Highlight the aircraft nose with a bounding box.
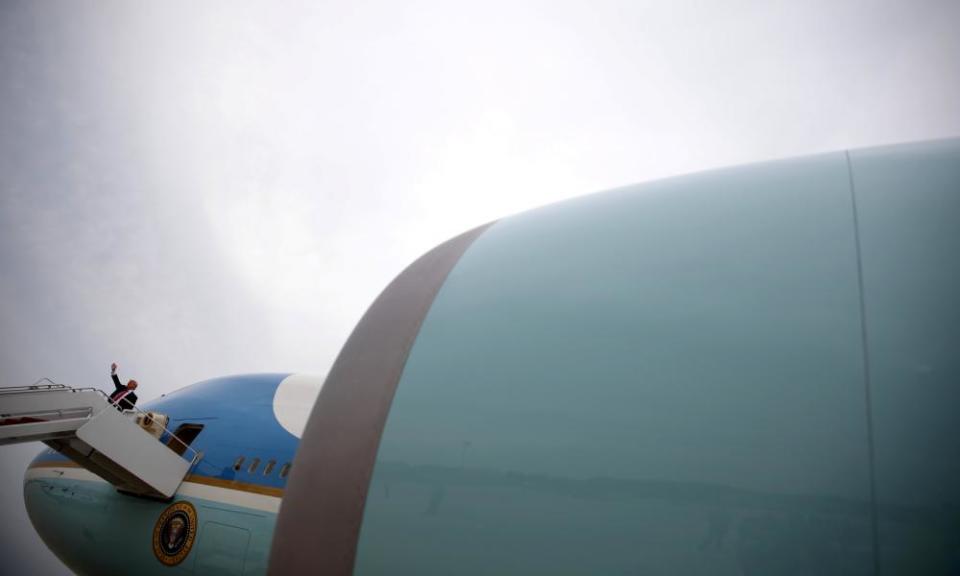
[23,451,111,575]
[24,451,70,560]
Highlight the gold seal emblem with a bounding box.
[152,501,198,566]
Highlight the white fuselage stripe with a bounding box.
[25,467,281,514]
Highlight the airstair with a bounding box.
[0,380,200,499]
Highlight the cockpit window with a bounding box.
[263,459,276,476]
[279,463,291,479]
[233,456,245,471]
[248,457,261,474]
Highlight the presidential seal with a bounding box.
[152,501,197,566]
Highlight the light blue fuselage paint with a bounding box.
[24,374,300,576]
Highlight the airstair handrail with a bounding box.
[1,378,202,468]
[86,388,203,467]
[1,406,94,420]
[0,378,69,395]
[31,377,67,388]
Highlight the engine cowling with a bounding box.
[272,139,960,575]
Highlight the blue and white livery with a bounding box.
[22,373,321,576]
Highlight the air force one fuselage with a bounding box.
[22,374,319,575]
[7,138,960,575]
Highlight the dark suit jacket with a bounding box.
[110,373,138,411]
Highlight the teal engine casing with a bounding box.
[274,139,960,575]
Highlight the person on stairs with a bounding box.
[109,362,138,411]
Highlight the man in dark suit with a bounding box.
[109,362,138,411]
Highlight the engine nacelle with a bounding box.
[273,139,960,575]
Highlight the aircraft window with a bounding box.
[279,463,291,479]
[263,459,276,476]
[233,456,245,471]
[167,423,204,456]
[248,457,261,474]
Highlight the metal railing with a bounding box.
[0,406,94,421]
[0,378,202,468]
[0,378,69,395]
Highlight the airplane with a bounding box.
[1,137,957,575]
[5,373,321,575]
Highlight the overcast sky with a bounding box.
[1,1,958,573]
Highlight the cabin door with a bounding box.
[193,521,251,575]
